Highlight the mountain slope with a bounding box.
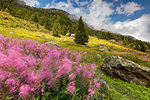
[0,11,150,100]
[0,0,150,53]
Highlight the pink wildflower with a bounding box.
[88,88,95,98]
[69,81,75,86]
[23,55,37,66]
[5,78,20,93]
[69,74,75,80]
[75,67,82,75]
[57,58,73,74]
[82,69,88,77]
[5,78,20,87]
[102,94,105,97]
[91,63,96,70]
[19,84,31,98]
[74,53,81,64]
[67,85,75,93]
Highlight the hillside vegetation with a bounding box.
[0,0,150,52]
[0,11,150,100]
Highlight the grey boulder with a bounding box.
[100,56,150,86]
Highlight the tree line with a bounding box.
[0,0,150,52]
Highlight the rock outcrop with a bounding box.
[45,42,60,47]
[100,56,150,86]
[99,46,109,52]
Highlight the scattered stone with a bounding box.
[45,42,60,47]
[83,52,87,54]
[98,48,109,52]
[100,56,150,86]
[85,45,91,48]
[97,54,102,59]
[99,45,110,52]
[10,32,14,34]
[99,43,105,46]
[70,34,75,37]
[98,49,104,52]
[103,80,109,93]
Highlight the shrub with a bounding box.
[0,36,105,99]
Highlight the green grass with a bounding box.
[0,11,150,100]
[0,11,48,33]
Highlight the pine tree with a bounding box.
[62,25,68,35]
[140,42,146,52]
[30,13,38,23]
[135,41,141,50]
[123,39,128,46]
[74,16,89,45]
[52,16,61,37]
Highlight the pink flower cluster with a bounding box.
[0,36,105,99]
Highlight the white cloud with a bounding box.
[114,0,119,2]
[45,3,50,9]
[52,0,55,4]
[23,0,40,7]
[80,1,88,6]
[106,14,150,42]
[48,0,81,14]
[116,2,143,16]
[84,0,114,29]
[75,0,79,5]
[47,0,114,29]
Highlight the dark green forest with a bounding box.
[0,0,150,52]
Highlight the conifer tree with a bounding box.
[74,16,89,45]
[123,39,128,46]
[52,16,61,37]
[62,25,68,35]
[140,42,146,52]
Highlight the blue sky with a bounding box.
[23,0,150,42]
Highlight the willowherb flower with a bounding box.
[67,85,75,93]
[69,73,75,80]
[102,94,105,97]
[88,88,95,98]
[75,66,82,75]
[19,84,31,98]
[69,81,75,86]
[57,58,73,75]
[5,78,20,93]
[73,52,81,65]
[23,55,37,66]
[5,78,20,87]
[0,36,105,99]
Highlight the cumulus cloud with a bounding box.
[116,2,143,16]
[52,0,55,4]
[107,14,150,42]
[46,0,114,29]
[23,0,40,7]
[80,1,88,6]
[48,0,81,14]
[84,0,114,29]
[114,0,119,2]
[75,0,79,5]
[45,3,50,9]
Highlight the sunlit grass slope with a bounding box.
[0,11,48,32]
